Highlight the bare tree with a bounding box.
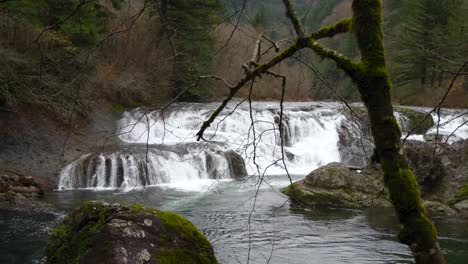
[196,0,445,263]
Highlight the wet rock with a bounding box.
[394,107,434,134]
[224,150,247,178]
[337,107,373,167]
[283,163,390,209]
[46,201,219,264]
[405,139,468,202]
[284,146,468,217]
[454,200,468,216]
[423,201,457,217]
[423,133,445,142]
[337,106,435,167]
[0,172,51,201]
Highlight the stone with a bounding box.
[46,201,219,264]
[224,150,247,178]
[283,163,390,209]
[394,107,435,134]
[283,148,468,218]
[454,200,468,212]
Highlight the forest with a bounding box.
[0,1,467,264]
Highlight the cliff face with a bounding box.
[0,104,121,184]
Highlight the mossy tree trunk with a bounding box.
[348,1,444,262]
[196,1,445,262]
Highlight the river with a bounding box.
[1,101,468,263]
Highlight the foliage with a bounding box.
[156,0,224,101]
[386,0,467,92]
[0,0,123,46]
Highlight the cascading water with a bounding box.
[118,101,345,175]
[58,144,241,190]
[58,101,468,190]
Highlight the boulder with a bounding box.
[337,106,435,167]
[284,139,468,217]
[394,107,434,134]
[405,139,468,202]
[46,201,218,264]
[0,172,50,201]
[283,163,390,209]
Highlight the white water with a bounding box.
[58,101,468,190]
[118,101,344,175]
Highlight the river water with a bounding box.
[1,175,468,263]
[1,101,468,263]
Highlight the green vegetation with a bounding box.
[1,0,123,46]
[453,183,468,204]
[158,0,223,101]
[46,201,114,264]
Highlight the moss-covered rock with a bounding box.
[283,158,468,218]
[46,201,218,264]
[282,163,391,209]
[395,107,434,134]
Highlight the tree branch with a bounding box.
[196,41,304,141]
[306,38,360,78]
[310,17,352,40]
[282,0,305,38]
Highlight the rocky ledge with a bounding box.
[0,172,53,203]
[283,139,468,218]
[46,201,219,264]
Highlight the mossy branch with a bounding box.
[309,18,352,40]
[282,0,305,38]
[306,38,361,78]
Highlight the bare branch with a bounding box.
[215,0,248,55]
[196,41,304,141]
[32,0,91,44]
[403,60,468,143]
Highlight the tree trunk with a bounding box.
[349,1,445,262]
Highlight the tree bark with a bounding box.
[348,1,445,262]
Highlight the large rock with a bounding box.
[283,163,390,209]
[224,150,247,178]
[337,106,435,167]
[284,139,468,217]
[394,107,434,134]
[46,201,218,264]
[405,139,468,202]
[0,173,52,202]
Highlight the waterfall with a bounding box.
[58,144,242,190]
[58,101,468,190]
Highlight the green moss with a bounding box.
[382,164,438,250]
[128,204,218,264]
[46,201,113,264]
[395,107,434,134]
[152,248,216,264]
[111,104,126,113]
[453,183,468,203]
[284,183,351,208]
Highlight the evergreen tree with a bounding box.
[158,0,223,101]
[387,0,466,91]
[0,0,123,46]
